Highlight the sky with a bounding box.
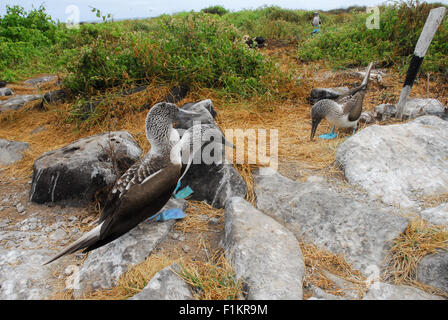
[1,0,447,22]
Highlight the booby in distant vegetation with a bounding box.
[310,62,373,141]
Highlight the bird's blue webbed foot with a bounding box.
[318,126,338,140]
[173,181,194,199]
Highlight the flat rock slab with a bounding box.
[253,168,409,275]
[24,75,57,86]
[375,99,447,120]
[0,87,13,96]
[0,139,29,166]
[0,215,72,300]
[419,203,448,226]
[310,87,350,103]
[130,263,193,300]
[363,282,444,300]
[336,116,448,208]
[223,197,305,300]
[417,250,448,293]
[0,94,42,112]
[30,131,142,206]
[75,219,175,295]
[0,247,55,299]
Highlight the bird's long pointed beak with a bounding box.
[310,119,321,141]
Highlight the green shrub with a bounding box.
[64,13,279,97]
[201,6,228,16]
[297,1,448,74]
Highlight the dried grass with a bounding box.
[384,218,448,297]
[300,242,367,299]
[175,200,224,233]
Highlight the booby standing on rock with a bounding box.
[43,103,231,265]
[310,62,373,141]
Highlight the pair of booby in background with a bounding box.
[310,62,374,141]
[44,102,232,265]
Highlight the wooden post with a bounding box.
[396,7,446,119]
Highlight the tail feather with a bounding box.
[43,223,103,266]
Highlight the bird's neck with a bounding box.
[146,117,178,155]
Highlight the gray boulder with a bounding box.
[0,94,42,112]
[253,168,409,275]
[181,161,247,209]
[310,87,350,103]
[175,99,246,208]
[176,99,217,130]
[375,98,447,120]
[130,263,193,300]
[419,204,448,226]
[223,197,305,300]
[417,250,448,293]
[336,116,448,208]
[30,131,142,206]
[75,219,175,295]
[363,282,444,300]
[0,87,13,96]
[24,75,57,86]
[0,139,29,166]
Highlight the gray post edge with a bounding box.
[396,7,446,119]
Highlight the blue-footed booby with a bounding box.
[43,103,230,265]
[310,62,373,141]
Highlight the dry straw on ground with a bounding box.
[384,218,448,298]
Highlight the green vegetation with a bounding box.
[298,1,448,73]
[1,1,447,99]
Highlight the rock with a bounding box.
[336,116,448,208]
[253,168,409,275]
[320,270,361,299]
[31,126,47,134]
[223,197,305,300]
[0,80,6,88]
[375,99,447,120]
[0,228,60,299]
[419,204,448,226]
[417,250,448,293]
[24,75,57,86]
[344,69,386,83]
[75,219,175,295]
[164,85,189,103]
[15,204,25,214]
[359,111,375,124]
[30,131,142,206]
[120,85,147,96]
[175,100,246,208]
[50,229,67,241]
[181,99,217,118]
[176,99,217,130]
[0,139,30,166]
[160,198,188,212]
[0,94,42,112]
[181,162,247,209]
[310,286,345,300]
[363,282,444,300]
[130,263,193,300]
[0,87,13,96]
[41,89,67,105]
[310,87,350,103]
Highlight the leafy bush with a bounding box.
[297,1,448,74]
[64,13,279,97]
[201,6,229,16]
